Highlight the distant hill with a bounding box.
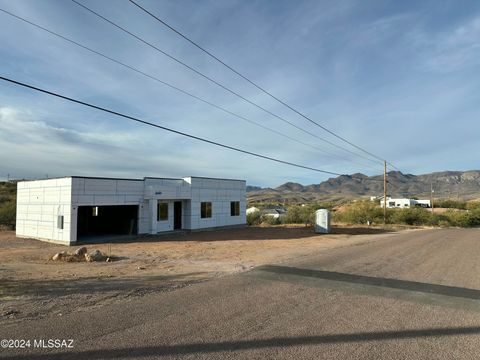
[246,185,263,192]
[247,170,480,203]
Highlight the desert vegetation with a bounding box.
[334,200,480,227]
[247,199,480,228]
[0,181,16,230]
[247,203,335,226]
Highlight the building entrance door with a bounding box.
[173,201,182,230]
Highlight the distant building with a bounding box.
[245,206,287,218]
[16,176,246,245]
[414,199,431,208]
[262,207,287,219]
[380,197,431,209]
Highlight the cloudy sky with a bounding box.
[1,0,479,187]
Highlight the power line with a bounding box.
[128,0,400,171]
[70,0,383,167]
[0,75,349,176]
[0,7,380,172]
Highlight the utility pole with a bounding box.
[383,161,387,225]
[431,182,434,213]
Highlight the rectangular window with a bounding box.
[92,206,99,217]
[57,215,64,229]
[230,201,240,216]
[201,202,212,218]
[157,202,168,221]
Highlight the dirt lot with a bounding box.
[0,225,407,324]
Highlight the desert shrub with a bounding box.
[311,202,336,211]
[435,199,467,210]
[389,207,431,226]
[334,200,384,225]
[470,209,480,226]
[0,199,16,229]
[444,209,480,227]
[281,205,315,225]
[261,215,281,225]
[246,211,262,226]
[428,213,452,227]
[466,201,480,211]
[332,199,480,228]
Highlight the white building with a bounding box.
[381,198,414,208]
[16,176,246,245]
[380,197,431,209]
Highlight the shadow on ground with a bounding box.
[330,226,392,235]
[0,273,206,299]
[74,226,393,245]
[257,265,480,301]
[4,326,480,359]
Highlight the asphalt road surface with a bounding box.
[2,228,480,359]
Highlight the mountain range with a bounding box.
[247,171,480,203]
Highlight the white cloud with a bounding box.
[1,0,480,186]
[411,16,480,72]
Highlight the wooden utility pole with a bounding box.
[431,182,434,213]
[383,161,387,225]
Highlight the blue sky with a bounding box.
[1,0,479,187]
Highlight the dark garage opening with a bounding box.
[77,205,138,240]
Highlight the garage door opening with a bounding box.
[77,205,138,241]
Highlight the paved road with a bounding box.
[2,228,480,359]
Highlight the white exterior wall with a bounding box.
[16,176,246,244]
[16,178,73,245]
[380,198,415,208]
[143,178,191,234]
[184,177,246,230]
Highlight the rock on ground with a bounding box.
[85,249,105,262]
[75,246,87,256]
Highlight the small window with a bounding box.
[92,207,99,216]
[230,201,240,216]
[157,202,168,221]
[57,215,64,229]
[201,202,212,218]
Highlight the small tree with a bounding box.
[281,205,316,226]
[389,208,430,226]
[0,200,16,229]
[334,200,383,225]
[246,211,262,226]
[261,215,281,225]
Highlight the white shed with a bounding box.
[315,209,331,234]
[16,176,246,245]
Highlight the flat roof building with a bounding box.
[16,176,246,245]
[380,197,431,209]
